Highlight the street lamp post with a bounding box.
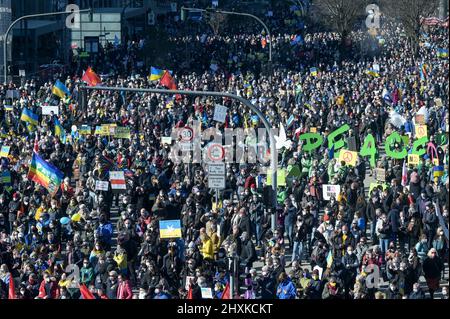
[2,8,91,84]
[80,85,279,237]
[181,7,273,75]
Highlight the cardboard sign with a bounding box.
[208,175,226,189]
[213,104,228,123]
[95,126,109,136]
[310,127,317,133]
[338,149,358,166]
[415,114,425,125]
[408,154,420,166]
[41,105,59,115]
[375,168,386,182]
[95,180,109,191]
[435,98,443,107]
[323,184,341,201]
[415,125,428,139]
[114,127,131,139]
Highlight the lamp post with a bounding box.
[181,7,273,75]
[2,8,91,84]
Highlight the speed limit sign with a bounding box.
[207,143,225,161]
[179,126,194,142]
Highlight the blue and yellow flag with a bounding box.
[159,220,182,239]
[21,108,39,126]
[149,67,165,81]
[437,48,449,58]
[366,69,380,77]
[310,67,318,77]
[52,80,71,99]
[54,117,66,144]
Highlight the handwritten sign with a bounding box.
[95,180,109,191]
[323,184,341,201]
[408,154,420,166]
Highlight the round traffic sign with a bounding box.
[179,126,194,142]
[207,143,225,161]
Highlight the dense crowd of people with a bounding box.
[0,7,448,300]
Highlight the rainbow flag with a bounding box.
[54,117,66,144]
[149,67,165,81]
[20,108,39,126]
[28,152,64,195]
[419,63,431,81]
[52,80,71,99]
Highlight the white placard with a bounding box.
[322,184,341,201]
[208,175,226,189]
[372,63,380,72]
[42,105,59,115]
[161,136,172,145]
[110,171,126,190]
[208,163,225,175]
[213,104,228,123]
[201,287,213,299]
[95,180,109,191]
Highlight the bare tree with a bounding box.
[314,0,368,48]
[380,0,439,55]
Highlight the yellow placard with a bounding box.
[415,125,428,139]
[432,158,439,166]
[408,154,420,166]
[266,169,286,186]
[310,127,317,133]
[338,149,358,166]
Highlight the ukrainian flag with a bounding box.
[433,165,444,177]
[52,80,71,99]
[21,108,39,126]
[149,67,165,81]
[4,105,13,112]
[437,48,449,58]
[159,220,182,239]
[366,69,380,77]
[310,67,318,77]
[54,117,66,143]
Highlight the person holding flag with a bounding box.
[52,80,71,99]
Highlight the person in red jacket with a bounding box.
[117,274,133,299]
[37,274,60,299]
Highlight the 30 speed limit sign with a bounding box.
[179,126,194,142]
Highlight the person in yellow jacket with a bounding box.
[200,228,216,261]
